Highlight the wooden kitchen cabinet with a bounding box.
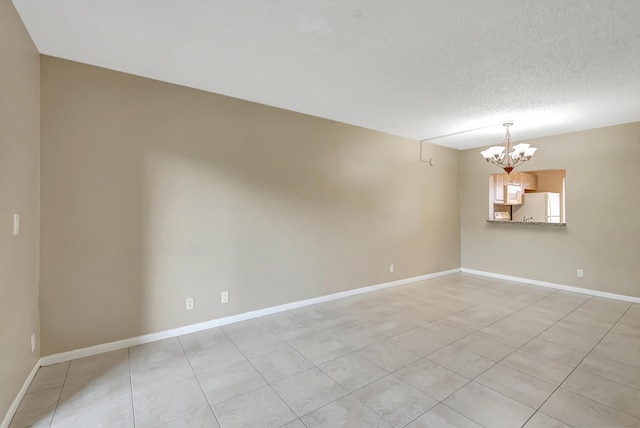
[492,173,505,203]
[491,173,526,205]
[507,172,537,190]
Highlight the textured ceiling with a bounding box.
[12,0,640,149]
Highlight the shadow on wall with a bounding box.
[40,56,460,356]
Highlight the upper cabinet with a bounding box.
[491,172,537,205]
[509,172,538,191]
[504,172,538,191]
[492,173,505,204]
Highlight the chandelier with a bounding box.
[480,122,537,174]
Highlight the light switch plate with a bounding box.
[13,214,20,236]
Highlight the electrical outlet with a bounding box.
[577,269,584,278]
[30,334,35,353]
[185,297,194,310]
[221,291,229,304]
[389,264,394,273]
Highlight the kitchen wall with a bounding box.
[460,123,640,297]
[0,0,41,421]
[40,57,461,355]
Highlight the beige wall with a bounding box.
[461,123,640,297]
[0,0,40,420]
[40,57,461,355]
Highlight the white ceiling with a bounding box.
[12,0,640,149]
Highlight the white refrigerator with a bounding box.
[513,192,561,223]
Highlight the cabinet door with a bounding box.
[493,174,505,203]
[528,173,538,190]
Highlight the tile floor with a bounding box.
[9,273,640,428]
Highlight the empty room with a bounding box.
[2,1,639,427]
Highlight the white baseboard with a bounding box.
[1,359,42,428]
[40,268,461,366]
[461,268,640,304]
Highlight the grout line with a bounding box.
[16,274,636,428]
[127,348,136,428]
[518,301,634,427]
[308,280,563,427]
[47,359,71,426]
[218,325,302,424]
[176,335,224,428]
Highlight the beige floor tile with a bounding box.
[27,362,69,394]
[365,313,420,338]
[328,324,382,350]
[13,274,640,428]
[213,385,296,428]
[437,314,490,332]
[476,325,533,348]
[412,304,459,319]
[231,330,287,359]
[178,327,230,353]
[319,352,387,392]
[154,406,220,428]
[501,349,574,385]
[272,368,347,416]
[562,310,617,331]
[393,306,436,326]
[221,319,270,342]
[129,338,185,366]
[55,371,131,417]
[561,367,640,418]
[388,328,449,356]
[405,403,482,428]
[456,305,512,324]
[536,328,599,352]
[550,319,608,341]
[619,304,640,327]
[354,374,437,427]
[611,322,640,338]
[301,394,392,428]
[580,297,631,317]
[475,364,556,408]
[132,376,208,428]
[65,349,129,383]
[9,387,61,428]
[427,345,494,379]
[249,345,314,383]
[259,310,309,332]
[452,333,515,362]
[288,332,351,365]
[420,321,469,344]
[444,382,535,428]
[492,316,552,336]
[179,331,246,375]
[131,345,194,387]
[519,338,587,368]
[591,332,640,368]
[198,359,267,405]
[395,358,468,401]
[522,412,571,428]
[541,388,640,427]
[280,420,306,428]
[512,307,566,325]
[357,341,421,372]
[579,353,640,390]
[50,396,133,428]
